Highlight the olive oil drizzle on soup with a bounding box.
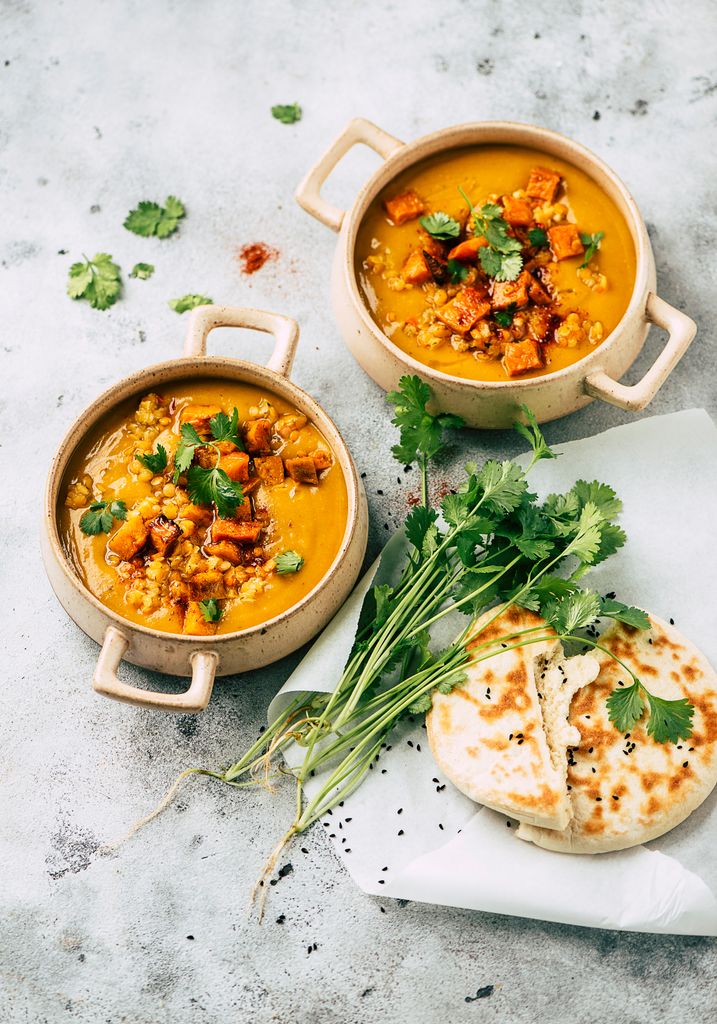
[60,382,348,636]
[357,145,636,383]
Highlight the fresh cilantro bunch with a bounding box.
[67,253,122,310]
[169,294,214,314]
[79,499,127,535]
[124,196,186,238]
[173,408,245,517]
[459,188,523,282]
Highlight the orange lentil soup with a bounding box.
[356,145,636,382]
[60,382,348,636]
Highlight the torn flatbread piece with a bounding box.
[426,606,599,831]
[517,615,717,853]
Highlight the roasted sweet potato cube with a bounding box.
[183,601,218,636]
[528,307,555,342]
[383,189,425,226]
[526,167,562,203]
[168,578,191,605]
[274,413,308,439]
[501,195,534,226]
[204,540,244,565]
[180,404,222,435]
[527,274,552,305]
[234,496,253,521]
[190,570,226,598]
[447,236,488,261]
[181,503,214,526]
[244,418,273,453]
[212,518,263,545]
[548,224,584,261]
[220,451,250,482]
[285,456,319,486]
[254,455,285,486]
[195,440,238,468]
[311,449,332,472]
[503,339,544,377]
[436,287,491,334]
[402,249,432,285]
[148,515,181,556]
[492,272,531,310]
[108,516,149,561]
[242,477,261,495]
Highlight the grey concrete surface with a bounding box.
[2,0,717,1021]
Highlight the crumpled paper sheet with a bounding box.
[269,410,717,935]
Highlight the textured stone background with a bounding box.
[2,0,716,1021]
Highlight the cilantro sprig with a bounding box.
[137,445,168,474]
[579,230,605,268]
[67,253,122,310]
[607,681,694,744]
[79,499,128,535]
[169,294,214,313]
[199,599,223,623]
[271,103,302,124]
[419,212,461,241]
[459,188,523,282]
[124,196,186,238]
[130,262,155,280]
[275,551,304,575]
[172,409,245,516]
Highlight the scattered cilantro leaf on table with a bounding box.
[275,551,304,575]
[130,262,155,280]
[199,599,223,623]
[579,230,605,268]
[67,253,122,310]
[169,294,213,313]
[271,103,302,124]
[79,500,128,535]
[419,211,461,241]
[137,445,167,474]
[124,196,186,238]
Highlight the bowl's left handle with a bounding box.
[295,117,405,232]
[584,293,696,412]
[93,626,218,714]
[183,305,300,378]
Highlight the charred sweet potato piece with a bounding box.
[383,189,425,226]
[234,496,253,521]
[254,455,285,486]
[548,224,584,261]
[285,456,319,486]
[526,167,562,203]
[190,570,226,598]
[211,519,263,544]
[109,516,149,561]
[195,440,237,467]
[274,413,308,439]
[402,249,432,285]
[503,339,544,377]
[527,274,552,305]
[179,404,222,435]
[244,418,273,453]
[436,287,491,334]
[492,272,531,310]
[447,236,488,261]
[220,451,250,482]
[501,195,534,226]
[242,477,261,496]
[311,449,332,472]
[181,503,214,526]
[183,601,218,636]
[148,515,181,556]
[168,578,190,605]
[204,540,244,565]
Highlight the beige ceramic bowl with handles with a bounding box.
[42,306,368,713]
[296,118,696,427]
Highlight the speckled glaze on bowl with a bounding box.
[42,307,368,713]
[296,118,696,428]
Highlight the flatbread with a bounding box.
[426,606,600,830]
[517,615,717,853]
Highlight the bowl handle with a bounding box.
[93,626,218,714]
[295,117,405,232]
[584,294,696,411]
[183,305,300,378]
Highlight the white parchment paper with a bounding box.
[269,410,717,935]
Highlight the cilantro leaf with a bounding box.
[387,375,464,467]
[407,691,433,715]
[67,253,122,310]
[199,598,223,623]
[566,502,604,565]
[513,405,557,466]
[129,262,154,280]
[169,294,213,314]
[447,258,469,284]
[579,231,605,268]
[186,465,244,517]
[275,550,304,575]
[606,681,645,732]
[606,680,694,743]
[79,499,128,535]
[210,408,243,448]
[594,522,627,563]
[404,505,439,551]
[572,480,622,519]
[137,444,168,474]
[475,460,527,515]
[419,212,461,241]
[528,227,548,248]
[493,304,516,328]
[600,598,650,630]
[124,196,186,238]
[271,103,302,124]
[542,588,602,634]
[173,422,203,482]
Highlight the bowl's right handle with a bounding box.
[93,626,218,714]
[295,117,405,232]
[584,293,696,412]
[183,305,300,378]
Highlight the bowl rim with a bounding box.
[44,354,364,645]
[341,119,652,391]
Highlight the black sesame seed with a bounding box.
[416,744,421,752]
[438,823,444,830]
[670,618,675,625]
[275,916,285,925]
[382,866,388,871]
[398,830,404,836]
[397,808,403,815]
[377,489,384,495]
[596,796,602,801]
[379,906,386,913]
[378,880,385,885]
[683,761,689,768]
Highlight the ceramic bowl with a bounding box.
[296,118,696,427]
[42,306,368,713]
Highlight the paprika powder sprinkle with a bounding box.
[238,242,279,275]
